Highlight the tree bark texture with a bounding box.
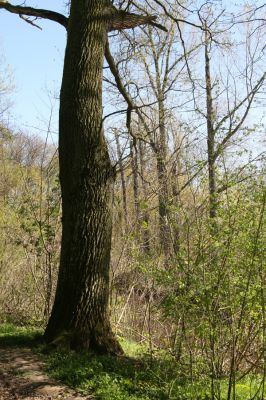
[0,0,163,354]
[44,0,122,354]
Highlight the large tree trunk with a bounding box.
[44,0,122,354]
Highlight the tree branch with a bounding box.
[213,72,266,161]
[105,40,157,150]
[214,73,266,135]
[151,0,206,31]
[0,2,68,29]
[108,8,167,32]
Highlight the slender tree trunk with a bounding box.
[114,129,128,228]
[156,151,172,262]
[44,0,122,354]
[140,27,178,262]
[43,251,53,320]
[130,140,140,233]
[139,140,151,254]
[155,98,172,262]
[171,158,180,254]
[205,27,217,227]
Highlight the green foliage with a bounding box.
[43,339,264,400]
[0,323,43,347]
[0,130,61,324]
[45,350,165,400]
[111,176,266,399]
[0,325,264,400]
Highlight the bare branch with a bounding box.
[19,14,42,30]
[213,73,266,161]
[105,39,157,149]
[0,2,68,28]
[151,0,206,31]
[214,73,266,135]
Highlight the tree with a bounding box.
[197,11,265,234]
[105,14,195,263]
[0,0,164,353]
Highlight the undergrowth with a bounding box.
[0,324,264,400]
[44,347,264,400]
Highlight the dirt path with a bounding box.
[0,348,91,400]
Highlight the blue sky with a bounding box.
[0,1,264,150]
[0,1,66,141]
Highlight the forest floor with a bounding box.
[0,347,91,400]
[0,324,264,400]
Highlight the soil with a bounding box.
[0,348,92,400]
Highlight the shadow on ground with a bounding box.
[0,326,43,348]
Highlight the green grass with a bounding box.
[0,324,264,400]
[0,322,43,347]
[43,340,265,400]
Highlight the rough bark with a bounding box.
[44,0,122,354]
[0,0,163,354]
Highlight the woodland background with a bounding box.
[0,1,265,399]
